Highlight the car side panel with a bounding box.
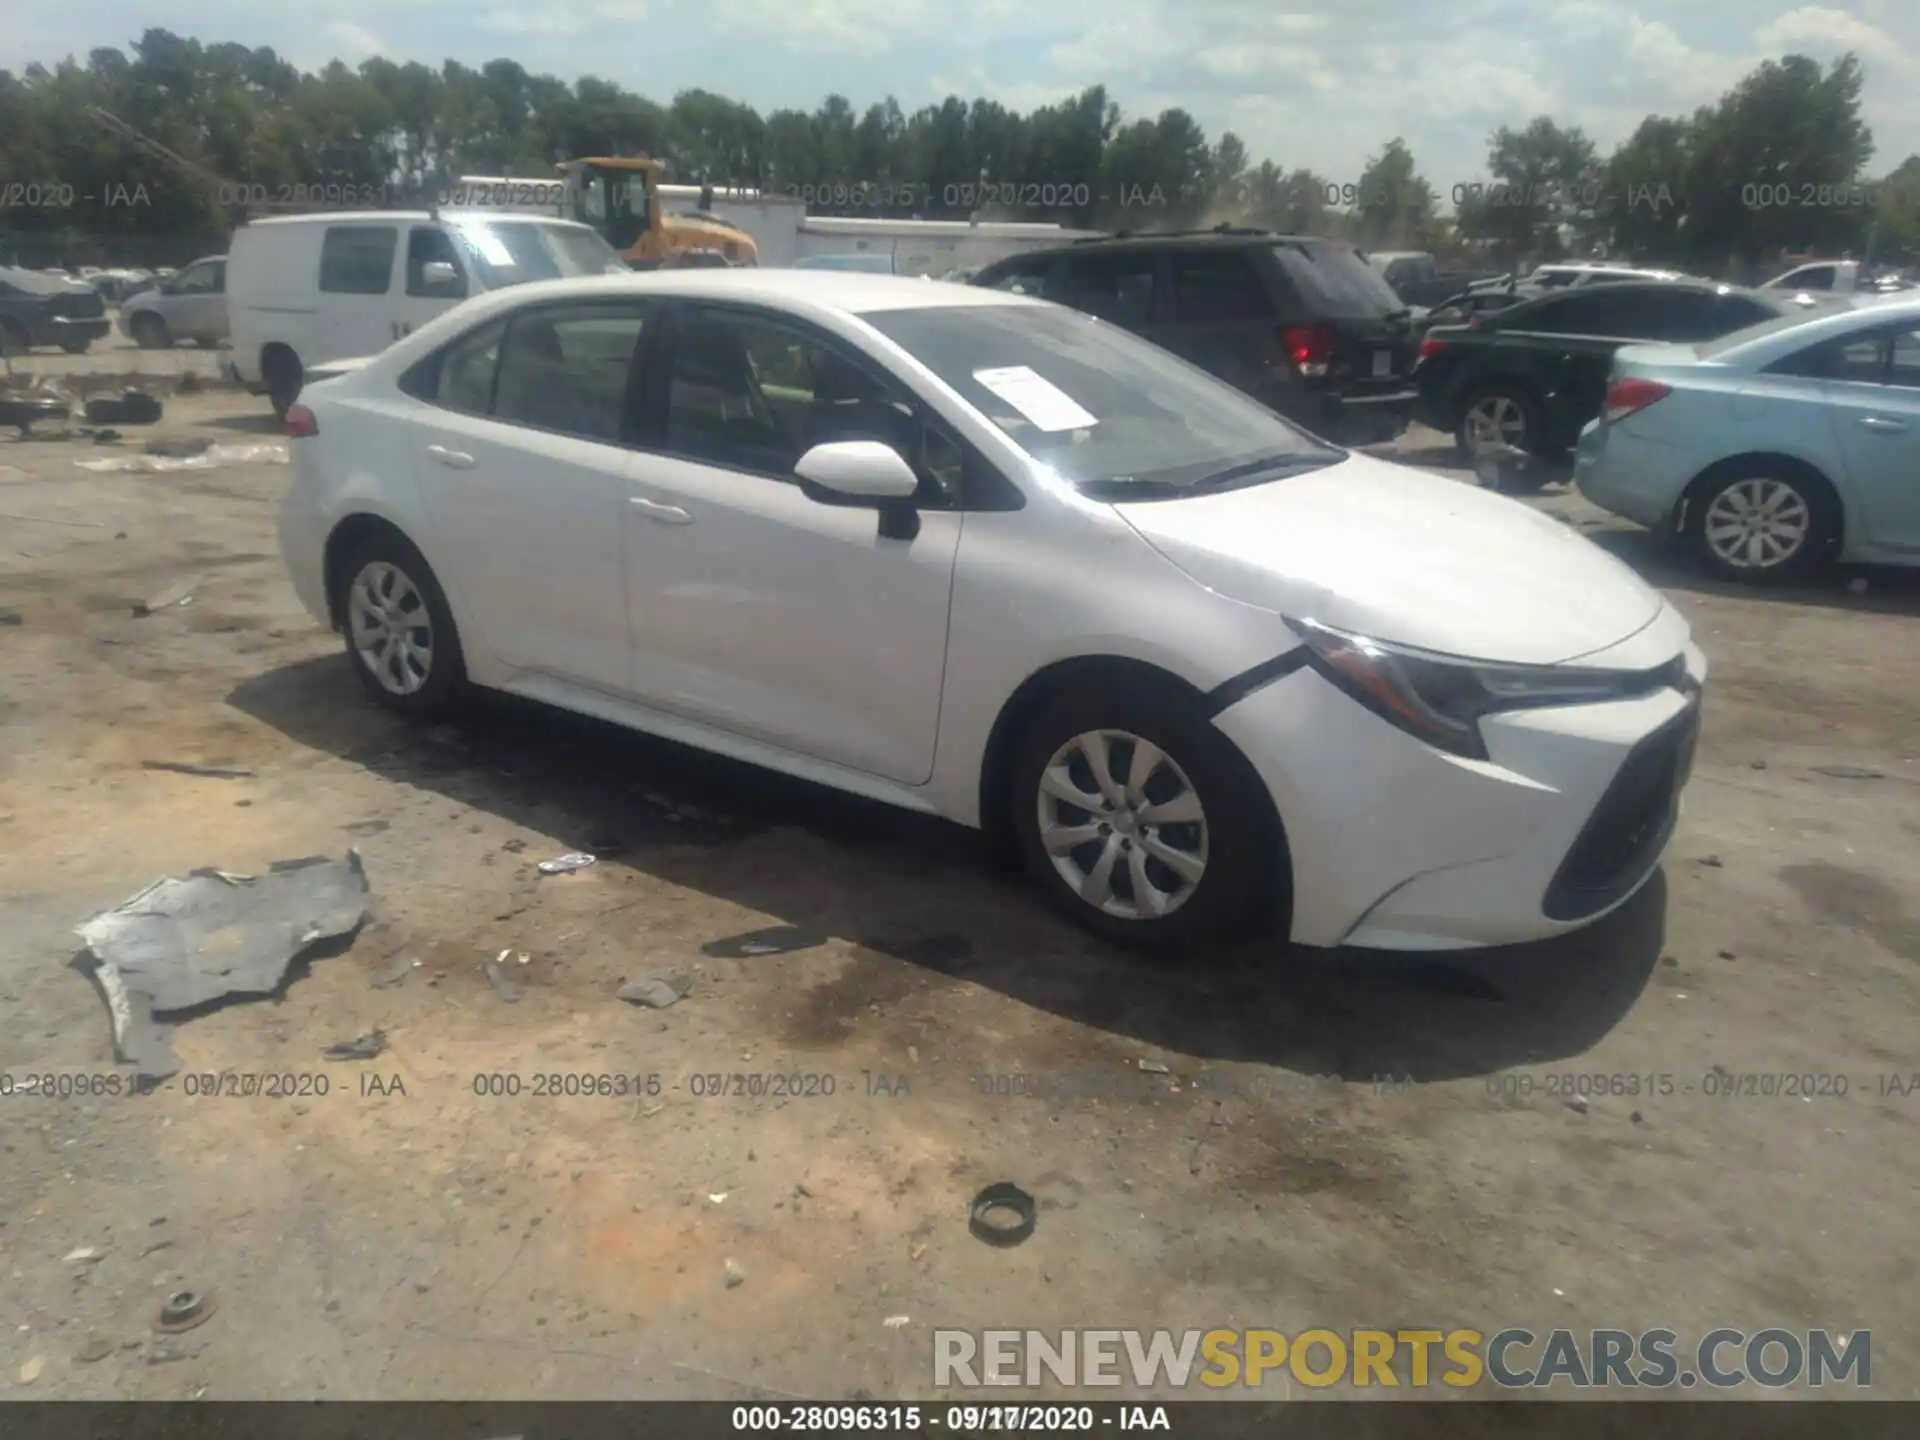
[921,494,1293,827]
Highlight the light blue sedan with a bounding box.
[1574,294,1920,581]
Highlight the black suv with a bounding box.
[1414,279,1811,461]
[0,267,112,355]
[971,227,1420,444]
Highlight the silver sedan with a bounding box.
[1574,295,1920,581]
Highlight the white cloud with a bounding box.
[1195,44,1323,78]
[480,10,581,33]
[714,0,938,53]
[1757,7,1912,69]
[320,21,384,60]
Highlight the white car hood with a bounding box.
[1114,451,1665,666]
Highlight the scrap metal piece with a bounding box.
[76,853,373,1081]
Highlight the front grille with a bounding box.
[1542,702,1698,922]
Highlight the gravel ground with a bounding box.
[1,382,1917,1403]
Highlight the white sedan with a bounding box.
[278,270,1706,953]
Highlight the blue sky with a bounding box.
[7,0,1918,191]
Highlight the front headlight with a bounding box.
[1286,617,1671,759]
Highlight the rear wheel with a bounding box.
[1011,685,1280,954]
[1688,465,1831,584]
[339,533,467,719]
[59,337,93,355]
[263,348,303,421]
[131,313,170,350]
[0,318,30,357]
[1455,385,1539,458]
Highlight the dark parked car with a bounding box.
[1418,285,1541,333]
[972,226,1420,444]
[1364,250,1506,309]
[1413,280,1820,470]
[0,266,113,355]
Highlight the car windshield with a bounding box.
[861,301,1341,496]
[1271,242,1405,317]
[441,219,627,288]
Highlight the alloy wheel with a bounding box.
[1036,729,1209,921]
[1462,394,1528,453]
[347,560,434,696]
[1703,478,1811,571]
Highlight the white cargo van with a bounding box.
[226,210,627,415]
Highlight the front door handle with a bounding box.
[1857,415,1906,433]
[630,496,692,524]
[425,444,476,469]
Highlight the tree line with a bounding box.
[2,29,1916,272]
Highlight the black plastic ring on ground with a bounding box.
[969,1182,1036,1247]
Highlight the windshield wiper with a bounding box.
[1188,451,1341,492]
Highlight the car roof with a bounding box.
[981,229,1331,266]
[1514,278,1760,300]
[424,269,1039,318]
[240,211,588,229]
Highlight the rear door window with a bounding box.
[1170,252,1275,322]
[1502,292,1610,335]
[1055,252,1158,328]
[1888,329,1920,389]
[492,301,653,442]
[319,226,398,295]
[1621,289,1721,340]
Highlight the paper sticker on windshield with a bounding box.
[972,366,1098,432]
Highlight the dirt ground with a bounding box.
[2,368,1918,1403]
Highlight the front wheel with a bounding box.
[60,337,92,355]
[1011,686,1280,953]
[1688,467,1830,583]
[340,534,468,718]
[131,313,170,350]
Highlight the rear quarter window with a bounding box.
[1270,243,1403,317]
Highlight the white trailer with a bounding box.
[656,189,1099,273]
[657,184,807,266]
[790,216,1103,275]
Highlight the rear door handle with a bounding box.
[425,444,476,469]
[630,496,692,524]
[1857,415,1906,433]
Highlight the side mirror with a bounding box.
[794,440,918,500]
[422,261,464,294]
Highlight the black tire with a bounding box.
[131,313,170,350]
[1686,463,1833,585]
[337,531,468,719]
[1453,384,1541,459]
[264,349,303,421]
[60,337,93,355]
[1010,683,1281,954]
[0,318,29,357]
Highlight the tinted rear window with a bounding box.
[1271,243,1403,317]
